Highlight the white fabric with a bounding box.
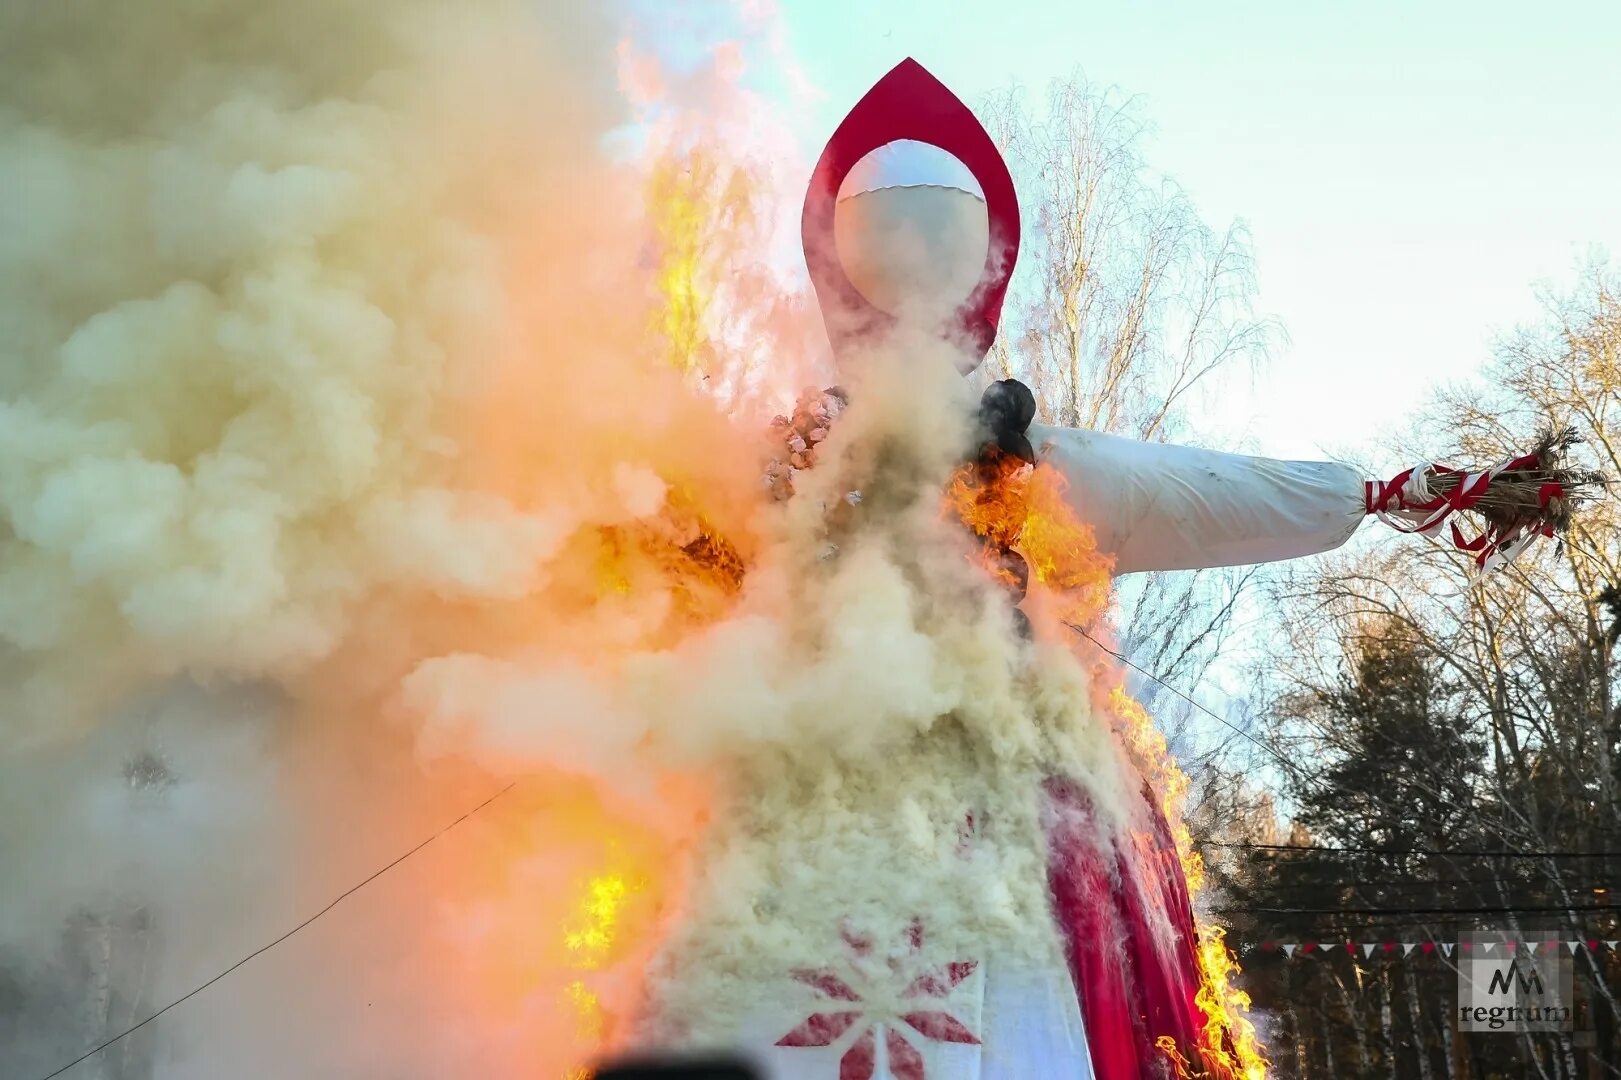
[833,143,990,322]
[834,186,988,321]
[732,958,1093,1079]
[979,965,1094,1080]
[1031,424,1366,575]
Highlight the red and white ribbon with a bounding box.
[1363,452,1560,578]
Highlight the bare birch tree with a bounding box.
[1224,266,1621,1077]
[977,72,1278,776]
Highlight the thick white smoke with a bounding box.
[0,0,653,736]
[0,1,756,1075]
[0,2,1152,1076]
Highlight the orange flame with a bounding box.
[646,149,719,377]
[581,487,751,644]
[538,17,1267,1071]
[562,870,640,1047]
[543,47,772,1067]
[543,500,743,1074]
[946,452,1269,1078]
[633,52,794,392]
[942,452,1112,624]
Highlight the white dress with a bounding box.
[634,413,1367,1078]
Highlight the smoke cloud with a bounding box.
[0,0,768,1074]
[1,2,1151,1076]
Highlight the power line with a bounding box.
[1221,903,1621,917]
[1060,625,1621,931]
[1064,621,1308,780]
[1226,919,1599,936]
[34,781,517,1080]
[1201,840,1621,859]
[1238,880,1618,894]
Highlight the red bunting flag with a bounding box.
[1244,938,1616,961]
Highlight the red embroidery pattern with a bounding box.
[774,921,980,1080]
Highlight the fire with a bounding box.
[1193,925,1269,1080]
[566,873,636,967]
[1111,688,1199,890]
[1109,684,1267,1077]
[641,133,782,390]
[549,20,1269,1073]
[585,488,751,643]
[515,35,780,1079]
[538,497,738,1075]
[946,451,1270,1079]
[646,149,715,376]
[529,785,696,1079]
[942,452,1112,623]
[563,870,642,1048]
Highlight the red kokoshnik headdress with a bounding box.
[801,58,1021,373]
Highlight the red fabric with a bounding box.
[903,962,977,998]
[1044,778,1233,1079]
[776,924,981,1079]
[902,1011,981,1044]
[776,1010,862,1047]
[790,969,863,1002]
[1365,459,1566,571]
[841,1029,876,1080]
[1126,788,1210,1061]
[801,58,1021,372]
[886,1030,925,1080]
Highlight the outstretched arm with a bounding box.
[1031,424,1366,576]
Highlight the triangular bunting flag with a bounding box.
[1402,943,1418,956]
[1567,941,1582,954]
[1320,942,1338,953]
[1282,944,1298,957]
[1483,942,1498,953]
[1607,941,1619,951]
[1440,943,1456,957]
[1361,943,1377,958]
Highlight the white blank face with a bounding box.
[833,141,989,322]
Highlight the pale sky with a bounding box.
[774,0,1621,462]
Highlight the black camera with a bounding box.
[592,1055,762,1080]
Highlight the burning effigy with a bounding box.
[606,60,1597,1080]
[0,6,1597,1080]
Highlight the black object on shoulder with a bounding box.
[962,378,1038,638]
[978,378,1036,464]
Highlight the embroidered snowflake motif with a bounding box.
[775,920,980,1080]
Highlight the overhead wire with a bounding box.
[1200,840,1621,858]
[32,781,518,1080]
[1065,620,1310,781]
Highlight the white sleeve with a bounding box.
[1030,424,1367,575]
